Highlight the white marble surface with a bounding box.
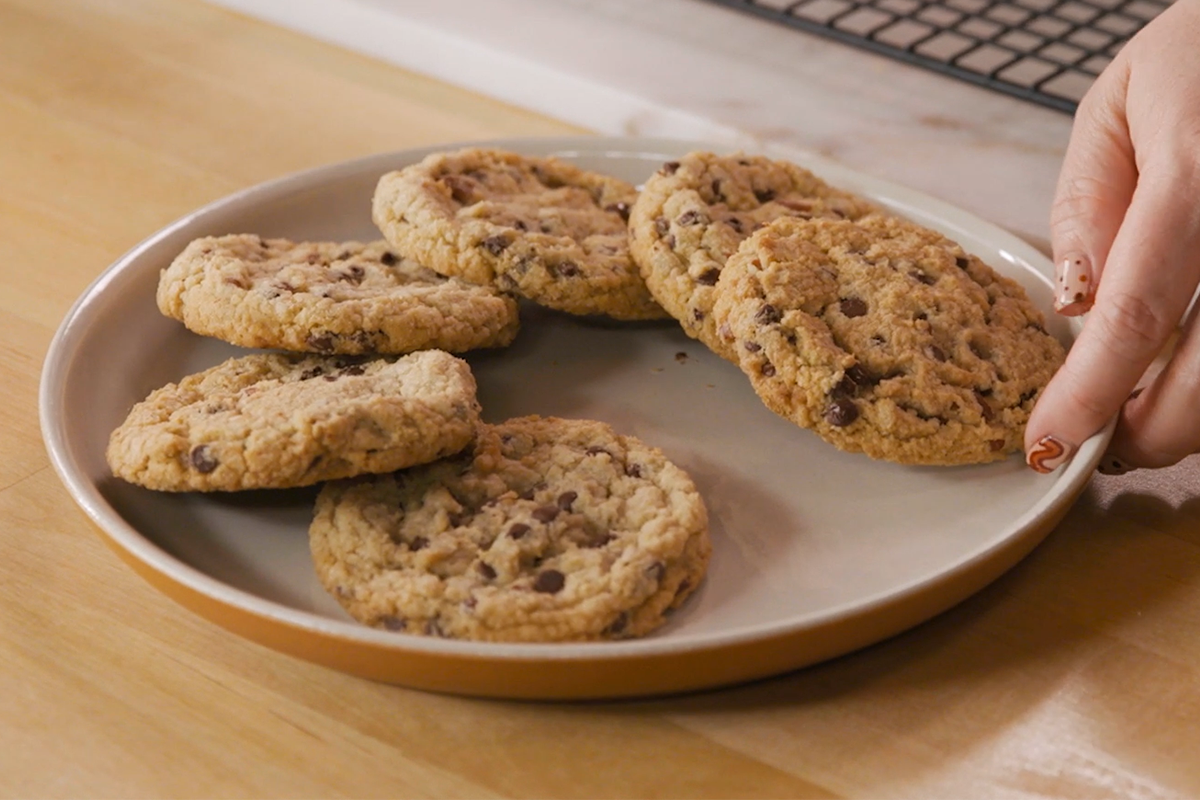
[208,0,1075,249]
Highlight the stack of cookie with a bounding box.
[626,151,1066,467]
[107,147,717,643]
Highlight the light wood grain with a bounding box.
[3,0,1200,796]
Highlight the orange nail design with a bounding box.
[1055,253,1094,315]
[1027,435,1074,473]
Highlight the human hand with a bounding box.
[1023,0,1200,474]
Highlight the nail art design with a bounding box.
[1027,435,1075,473]
[1055,253,1094,315]
[1097,455,1135,476]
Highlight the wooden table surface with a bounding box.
[4,1,1199,796]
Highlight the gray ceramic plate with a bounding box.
[39,137,1111,699]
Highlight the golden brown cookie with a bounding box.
[107,350,480,491]
[156,235,519,355]
[372,147,667,320]
[711,214,1066,465]
[629,151,877,359]
[310,416,710,642]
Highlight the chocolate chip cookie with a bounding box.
[711,214,1066,465]
[372,147,668,320]
[628,151,877,359]
[107,350,480,491]
[156,235,520,355]
[310,416,710,642]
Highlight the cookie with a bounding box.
[156,235,520,355]
[628,151,877,359]
[310,416,710,642]
[372,147,668,320]
[107,350,480,491]
[711,214,1066,466]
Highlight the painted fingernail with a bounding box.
[1097,454,1136,475]
[1054,252,1094,315]
[1026,435,1076,473]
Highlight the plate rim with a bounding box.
[38,135,1113,693]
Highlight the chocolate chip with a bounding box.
[442,174,475,204]
[727,216,743,233]
[340,363,366,376]
[380,251,398,266]
[341,265,365,283]
[605,201,631,221]
[840,297,868,318]
[654,217,669,236]
[754,188,776,203]
[744,341,761,352]
[661,161,680,175]
[711,178,724,201]
[692,308,704,321]
[625,463,643,478]
[990,439,1006,451]
[755,304,781,325]
[532,505,560,523]
[838,364,875,396]
[604,612,629,635]
[518,487,536,501]
[190,445,218,473]
[975,390,995,422]
[824,397,859,427]
[1020,388,1038,403]
[533,569,566,594]
[477,561,496,580]
[871,334,887,345]
[955,256,970,269]
[513,219,528,231]
[761,361,776,377]
[306,332,335,353]
[300,366,325,380]
[551,261,581,278]
[480,235,510,255]
[508,523,530,540]
[914,312,928,322]
[911,270,937,285]
[677,210,705,226]
[587,532,615,548]
[409,536,428,551]
[380,616,406,631]
[557,491,577,511]
[696,268,720,286]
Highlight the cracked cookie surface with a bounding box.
[712,214,1066,466]
[156,235,520,355]
[107,350,480,491]
[310,415,710,642]
[372,148,667,320]
[628,151,877,359]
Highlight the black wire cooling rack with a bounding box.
[696,0,1172,113]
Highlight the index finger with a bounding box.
[1024,156,1200,471]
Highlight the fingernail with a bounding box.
[1097,454,1136,476]
[1026,435,1076,473]
[1054,252,1094,315]
[1128,387,1144,401]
